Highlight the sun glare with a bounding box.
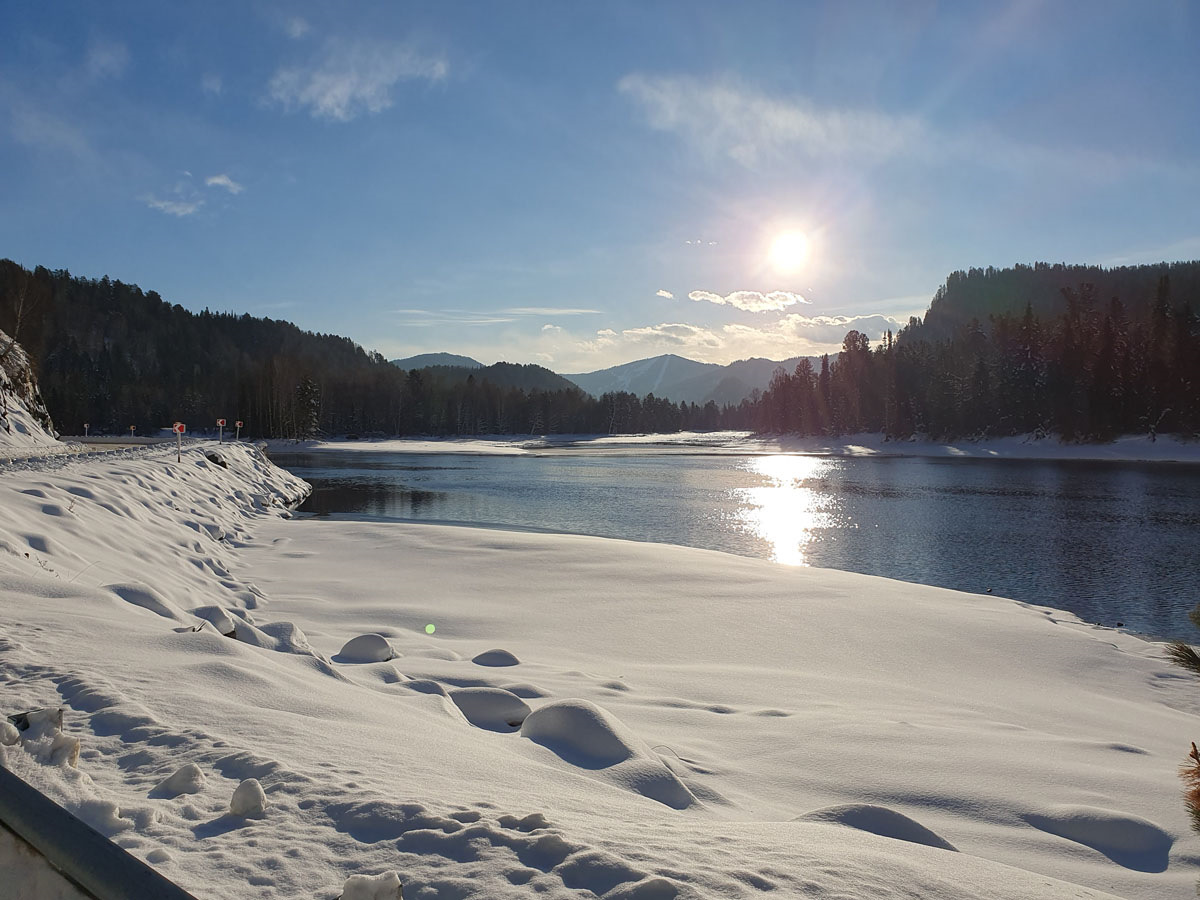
[768,231,810,273]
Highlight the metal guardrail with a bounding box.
[0,764,200,900]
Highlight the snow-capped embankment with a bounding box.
[1,429,1198,898]
[0,328,58,451]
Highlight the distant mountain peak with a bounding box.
[564,352,819,405]
[391,352,482,370]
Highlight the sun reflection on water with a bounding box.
[733,455,842,566]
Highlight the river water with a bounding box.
[268,448,1200,641]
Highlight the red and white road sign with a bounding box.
[235,421,243,428]
[173,422,186,434]
[217,418,226,427]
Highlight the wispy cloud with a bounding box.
[284,17,311,40]
[268,38,448,122]
[502,306,600,316]
[143,175,208,217]
[85,39,129,82]
[201,73,222,96]
[144,195,203,217]
[205,173,244,194]
[391,308,516,327]
[618,73,1191,182]
[688,290,808,312]
[655,289,673,299]
[620,74,922,167]
[2,88,92,158]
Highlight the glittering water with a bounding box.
[269,449,1200,641]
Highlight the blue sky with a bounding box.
[2,1,1198,372]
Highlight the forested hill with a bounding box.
[910,260,1200,342]
[0,259,408,437]
[0,260,736,437]
[418,362,581,393]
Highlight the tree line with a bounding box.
[2,258,1196,441]
[0,260,737,437]
[747,266,1199,440]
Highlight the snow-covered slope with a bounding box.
[0,328,58,450]
[0,439,1197,898]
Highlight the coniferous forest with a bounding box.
[1,258,1197,441]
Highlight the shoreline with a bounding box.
[264,430,1200,463]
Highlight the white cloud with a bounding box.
[655,289,673,299]
[285,17,311,39]
[688,289,809,312]
[144,195,203,217]
[85,39,129,81]
[268,39,448,122]
[619,74,922,167]
[620,323,725,350]
[205,174,244,194]
[541,324,563,334]
[201,73,223,96]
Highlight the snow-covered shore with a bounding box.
[268,430,1200,463]
[1,439,1198,898]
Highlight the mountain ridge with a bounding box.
[565,353,826,405]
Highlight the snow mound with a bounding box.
[191,604,237,636]
[521,699,697,809]
[448,687,531,732]
[472,648,520,667]
[340,870,402,900]
[521,699,636,767]
[336,633,396,663]
[1021,806,1172,872]
[230,778,268,817]
[153,762,206,798]
[0,721,18,745]
[795,803,957,851]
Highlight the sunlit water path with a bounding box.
[269,449,1200,641]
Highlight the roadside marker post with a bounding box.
[217,418,226,443]
[235,420,243,441]
[83,423,89,437]
[173,422,185,461]
[129,425,135,437]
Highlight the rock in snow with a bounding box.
[337,633,396,663]
[471,648,520,667]
[154,763,206,798]
[230,778,268,817]
[0,721,19,745]
[340,871,402,900]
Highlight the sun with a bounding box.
[768,230,810,273]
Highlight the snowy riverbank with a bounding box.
[1,440,1198,898]
[267,430,1200,463]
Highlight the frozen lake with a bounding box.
[269,448,1200,641]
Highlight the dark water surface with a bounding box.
[269,449,1200,641]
